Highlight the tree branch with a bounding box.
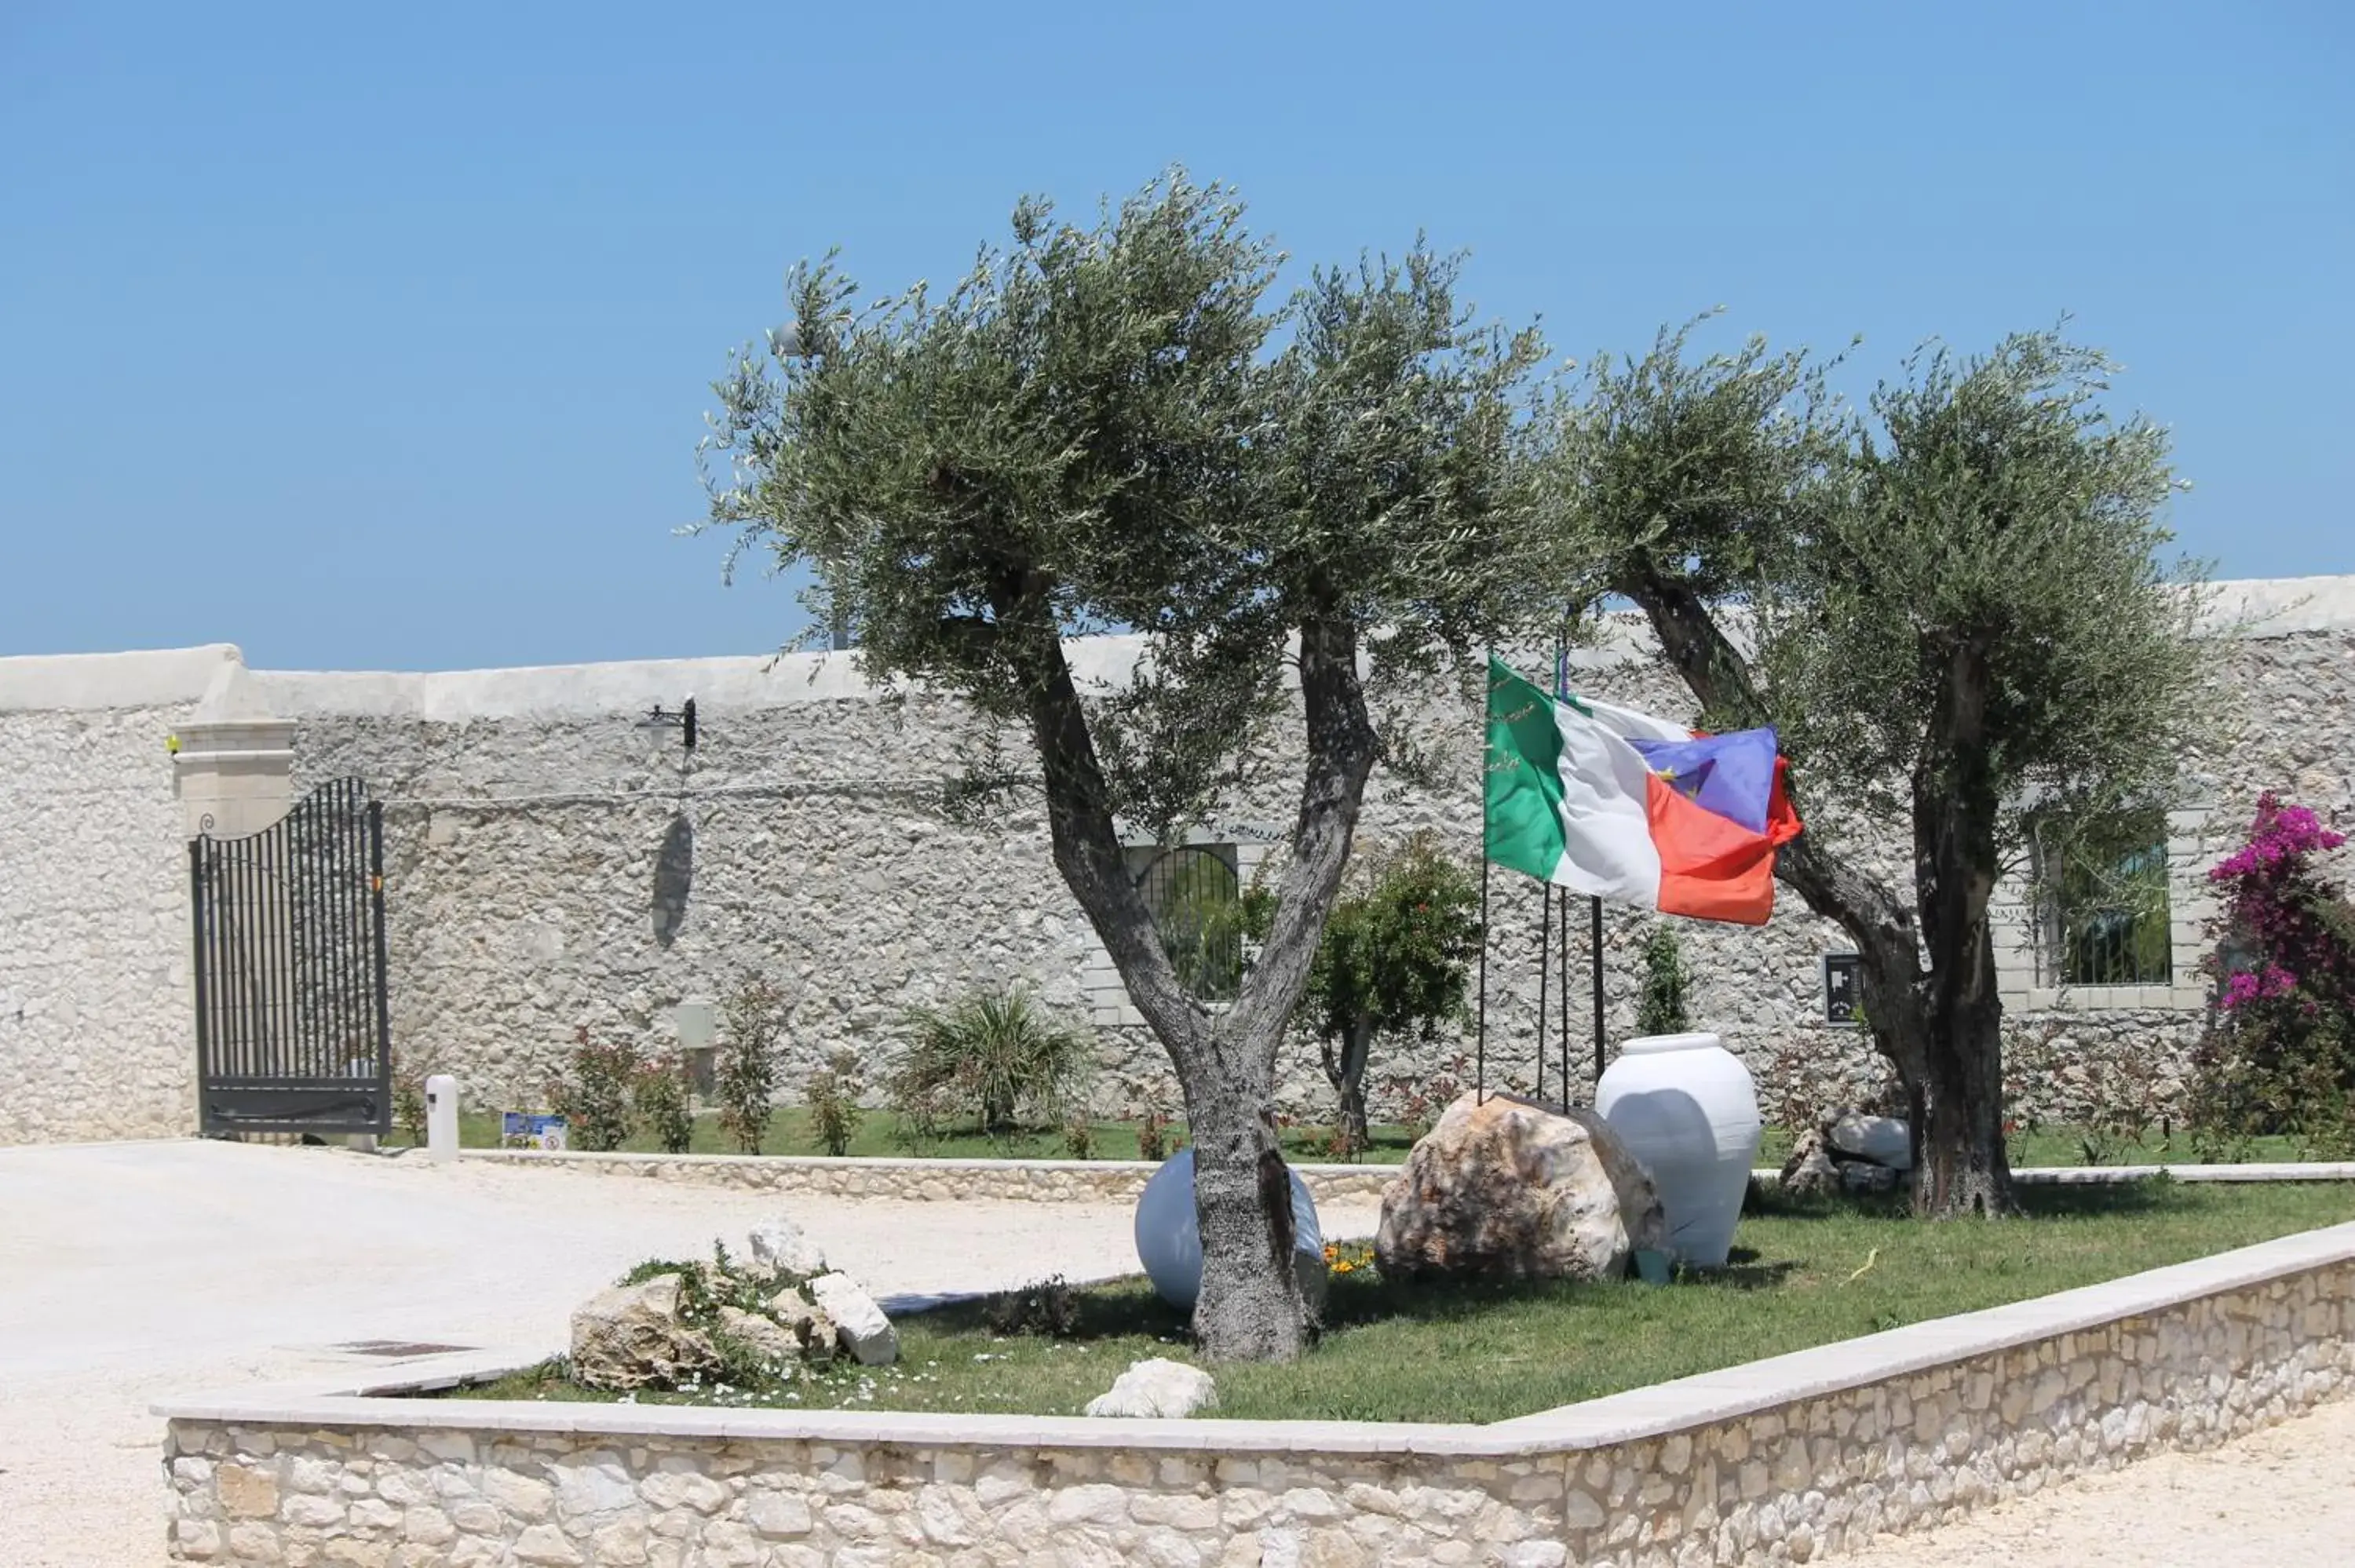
[1004,618,1202,1054]
[1231,618,1381,1045]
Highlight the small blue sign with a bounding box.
[501,1112,568,1150]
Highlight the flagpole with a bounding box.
[1475,853,1489,1104]
[1590,895,1606,1087]
[1535,879,1551,1101]
[1557,887,1571,1106]
[1551,626,1578,1106]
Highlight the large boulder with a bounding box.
[570,1274,717,1391]
[1376,1092,1667,1282]
[1084,1357,1218,1419]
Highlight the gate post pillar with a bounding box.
[173,661,296,839]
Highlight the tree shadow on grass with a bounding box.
[1743,1173,2187,1224]
[2017,1180,2182,1219]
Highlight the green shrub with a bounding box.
[1135,1096,1174,1163]
[1635,924,1692,1037]
[633,1053,695,1154]
[715,976,788,1154]
[1062,1114,1097,1160]
[889,988,1092,1140]
[804,1048,867,1158]
[984,1274,1083,1338]
[391,1055,429,1145]
[549,1027,637,1152]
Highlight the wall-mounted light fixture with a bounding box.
[641,695,697,753]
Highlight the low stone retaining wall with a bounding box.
[458,1147,1403,1205]
[159,1221,2355,1566]
[454,1147,2355,1211]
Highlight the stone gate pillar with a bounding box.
[172,660,295,840]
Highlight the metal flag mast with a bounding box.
[1555,631,1605,1102]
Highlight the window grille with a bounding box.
[2037,815,2172,988]
[1128,844,1243,1002]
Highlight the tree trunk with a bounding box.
[1003,604,1375,1361]
[1914,931,2014,1214]
[1323,1016,1375,1157]
[1183,1035,1307,1360]
[1909,637,2021,1216]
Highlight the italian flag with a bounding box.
[1484,657,1803,926]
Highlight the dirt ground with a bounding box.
[0,1139,2343,1567]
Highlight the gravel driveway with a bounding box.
[1,1139,2343,1567]
[0,1139,1376,1568]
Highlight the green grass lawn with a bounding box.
[406,1107,2314,1170]
[448,1180,2354,1424]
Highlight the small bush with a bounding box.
[804,1048,867,1158]
[984,1275,1083,1338]
[633,1053,695,1155]
[2004,1020,2171,1165]
[1062,1114,1097,1160]
[1374,1050,1469,1138]
[391,1056,429,1144]
[1635,924,1692,1037]
[1135,1098,1174,1163]
[889,987,1092,1140]
[2185,793,2355,1160]
[716,976,788,1155]
[549,1027,637,1152]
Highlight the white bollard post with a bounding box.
[425,1074,460,1163]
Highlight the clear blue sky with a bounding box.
[4,2,2348,671]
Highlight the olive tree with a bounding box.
[699,173,1547,1357]
[1554,323,2207,1216]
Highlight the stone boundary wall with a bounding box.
[458,1147,1403,1205]
[454,1147,2355,1206]
[0,644,243,1144]
[6,578,2352,1147]
[159,1221,2355,1566]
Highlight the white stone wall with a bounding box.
[260,585,2355,1127]
[3,578,2350,1144]
[0,647,241,1144]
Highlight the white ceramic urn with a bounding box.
[1596,1031,1762,1269]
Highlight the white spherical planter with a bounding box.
[1597,1031,1762,1269]
[1134,1148,1324,1312]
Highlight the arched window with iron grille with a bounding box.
[1129,844,1244,1002]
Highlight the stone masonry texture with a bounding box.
[0,647,239,1143]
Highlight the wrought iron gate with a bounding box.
[189,779,391,1136]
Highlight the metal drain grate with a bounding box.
[334,1340,473,1358]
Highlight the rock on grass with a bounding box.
[1084,1357,1217,1419]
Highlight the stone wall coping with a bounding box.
[455,1148,1403,1182]
[455,1147,2355,1188]
[153,1219,2355,1458]
[2006,1161,2355,1184]
[22,573,2332,724]
[0,643,243,712]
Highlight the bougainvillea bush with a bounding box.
[2189,793,2355,1158]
